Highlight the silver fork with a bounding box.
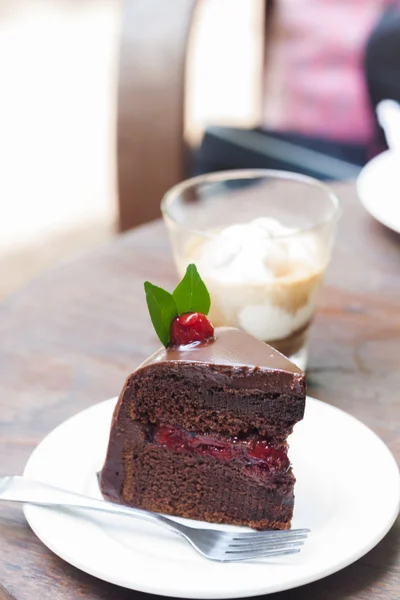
[0,476,309,562]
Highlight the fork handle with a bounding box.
[1,476,182,534]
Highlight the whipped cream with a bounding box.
[193,218,321,284]
[180,218,326,345]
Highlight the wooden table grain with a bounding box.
[0,183,399,600]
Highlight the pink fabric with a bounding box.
[263,0,393,143]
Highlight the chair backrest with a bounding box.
[117,0,197,231]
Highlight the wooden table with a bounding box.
[0,183,399,600]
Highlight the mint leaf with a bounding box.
[144,282,178,347]
[172,264,211,315]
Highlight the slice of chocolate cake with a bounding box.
[100,324,305,530]
[100,264,306,529]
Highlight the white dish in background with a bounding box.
[357,150,400,234]
[23,397,399,599]
[376,100,400,154]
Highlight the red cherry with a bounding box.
[170,312,215,346]
[196,444,233,461]
[246,440,289,471]
[191,434,233,461]
[155,426,187,451]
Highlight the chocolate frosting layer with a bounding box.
[141,327,302,373]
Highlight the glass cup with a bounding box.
[161,170,340,370]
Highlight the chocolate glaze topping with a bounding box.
[142,326,302,373]
[135,327,305,397]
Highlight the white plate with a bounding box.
[23,397,399,599]
[357,150,400,233]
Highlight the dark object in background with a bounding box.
[365,4,400,145]
[193,127,365,181]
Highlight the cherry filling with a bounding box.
[153,425,289,472]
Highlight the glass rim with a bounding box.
[161,169,341,240]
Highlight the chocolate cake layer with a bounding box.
[100,420,294,530]
[120,328,305,439]
[126,364,303,439]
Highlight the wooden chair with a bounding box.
[117,0,198,231]
[117,0,268,231]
